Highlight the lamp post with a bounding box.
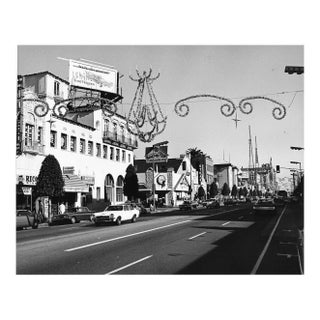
[151,141,168,212]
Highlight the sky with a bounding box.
[18,45,304,179]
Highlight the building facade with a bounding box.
[16,71,138,210]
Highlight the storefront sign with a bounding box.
[81,176,95,185]
[69,60,118,94]
[63,166,75,175]
[145,146,168,163]
[22,187,32,195]
[16,175,38,186]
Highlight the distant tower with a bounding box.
[248,126,255,187]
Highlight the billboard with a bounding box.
[69,60,118,94]
[145,146,168,163]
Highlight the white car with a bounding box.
[93,204,140,226]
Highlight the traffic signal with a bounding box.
[284,66,304,75]
[276,165,280,173]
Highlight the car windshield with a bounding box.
[106,205,124,211]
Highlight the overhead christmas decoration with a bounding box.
[174,94,287,121]
[126,69,167,143]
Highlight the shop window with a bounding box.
[61,133,67,150]
[50,130,57,148]
[70,136,77,152]
[103,145,108,159]
[80,138,86,154]
[25,124,34,146]
[37,127,43,144]
[96,143,101,157]
[116,148,120,161]
[110,147,114,160]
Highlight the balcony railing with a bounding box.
[103,131,138,149]
[23,141,44,154]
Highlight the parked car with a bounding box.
[65,206,94,223]
[179,200,198,210]
[127,202,149,215]
[253,198,277,214]
[224,198,238,206]
[207,200,221,209]
[93,204,140,226]
[202,198,217,207]
[49,214,73,226]
[16,210,39,230]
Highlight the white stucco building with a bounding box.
[16,71,138,210]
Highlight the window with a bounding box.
[128,153,131,163]
[182,161,187,171]
[103,145,108,159]
[116,148,120,161]
[37,127,43,144]
[122,150,126,162]
[104,119,109,132]
[70,136,77,152]
[113,123,118,140]
[80,138,86,154]
[88,141,93,155]
[96,187,101,201]
[25,124,34,146]
[96,143,101,157]
[110,147,114,160]
[50,130,57,147]
[116,176,124,202]
[61,133,67,150]
[54,81,60,96]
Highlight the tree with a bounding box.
[209,182,218,198]
[221,183,230,197]
[197,186,205,199]
[187,147,205,183]
[36,154,64,201]
[123,164,139,201]
[231,185,238,198]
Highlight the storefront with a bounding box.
[16,174,38,210]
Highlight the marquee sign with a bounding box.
[69,60,118,94]
[145,146,168,164]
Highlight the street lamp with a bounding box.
[151,141,168,212]
[290,161,302,183]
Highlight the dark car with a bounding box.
[49,214,73,226]
[65,206,94,223]
[16,210,39,230]
[253,199,277,214]
[179,200,198,210]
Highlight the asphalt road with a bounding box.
[16,204,303,274]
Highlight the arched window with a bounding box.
[104,174,114,204]
[116,176,124,202]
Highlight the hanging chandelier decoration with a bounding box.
[174,94,287,121]
[126,69,167,143]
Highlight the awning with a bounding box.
[63,174,89,193]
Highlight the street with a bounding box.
[16,203,303,274]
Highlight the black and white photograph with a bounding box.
[2,1,320,320]
[16,45,304,275]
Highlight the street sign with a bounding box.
[22,187,32,195]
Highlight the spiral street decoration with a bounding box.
[19,95,118,119]
[126,69,167,143]
[174,93,287,121]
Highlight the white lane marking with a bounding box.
[106,255,153,275]
[250,206,287,274]
[222,221,231,226]
[188,232,207,240]
[296,245,304,274]
[65,220,191,252]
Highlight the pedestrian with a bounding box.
[59,202,66,215]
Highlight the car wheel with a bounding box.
[131,215,137,223]
[115,217,121,226]
[71,217,77,224]
[32,221,39,229]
